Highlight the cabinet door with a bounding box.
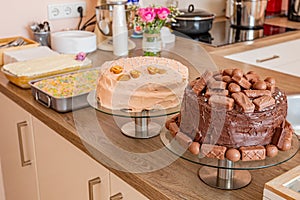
[32,117,110,200]
[0,93,39,200]
[110,172,148,200]
[224,39,300,77]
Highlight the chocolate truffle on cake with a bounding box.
[166,68,294,161]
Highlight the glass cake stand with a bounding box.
[87,90,180,139]
[160,129,300,190]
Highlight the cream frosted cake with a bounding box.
[2,54,92,77]
[2,54,92,88]
[96,56,189,112]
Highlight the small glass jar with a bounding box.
[142,31,162,56]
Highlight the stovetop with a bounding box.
[176,20,297,47]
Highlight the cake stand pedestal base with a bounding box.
[120,110,161,139]
[121,121,161,139]
[198,160,252,190]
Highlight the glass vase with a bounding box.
[142,31,162,56]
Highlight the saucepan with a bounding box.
[171,4,215,35]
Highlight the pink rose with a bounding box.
[141,10,156,23]
[156,7,170,20]
[138,7,154,16]
[137,8,145,16]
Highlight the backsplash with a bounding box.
[0,0,97,39]
[140,0,226,16]
[0,0,225,40]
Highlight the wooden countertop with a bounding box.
[1,17,300,200]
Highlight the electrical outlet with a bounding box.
[48,2,86,20]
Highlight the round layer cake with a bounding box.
[166,68,293,161]
[96,56,189,112]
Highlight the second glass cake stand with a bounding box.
[87,90,180,139]
[160,129,300,190]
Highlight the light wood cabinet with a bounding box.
[0,92,148,200]
[0,93,39,200]
[32,117,110,200]
[110,172,148,200]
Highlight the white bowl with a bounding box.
[51,30,97,54]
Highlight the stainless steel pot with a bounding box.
[229,0,268,28]
[288,0,300,22]
[95,4,135,36]
[171,4,215,35]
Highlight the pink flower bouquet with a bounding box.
[134,5,181,34]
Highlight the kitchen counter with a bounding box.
[1,17,300,200]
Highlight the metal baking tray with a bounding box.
[2,65,92,89]
[29,67,99,112]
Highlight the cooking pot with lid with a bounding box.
[288,0,300,22]
[229,0,268,29]
[171,4,215,35]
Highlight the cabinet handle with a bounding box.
[256,55,279,63]
[17,121,32,167]
[110,192,123,200]
[88,177,101,200]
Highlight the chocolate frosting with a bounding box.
[179,86,287,148]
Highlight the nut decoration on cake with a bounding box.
[165,68,294,162]
[96,56,189,112]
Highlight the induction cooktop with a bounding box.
[176,20,297,47]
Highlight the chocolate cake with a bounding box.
[166,68,294,162]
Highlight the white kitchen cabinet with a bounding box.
[225,39,300,77]
[0,93,39,200]
[110,172,148,200]
[0,92,148,200]
[32,117,110,200]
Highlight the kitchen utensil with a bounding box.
[0,38,25,49]
[95,4,135,37]
[288,0,300,21]
[0,36,39,66]
[30,21,50,33]
[31,21,51,47]
[33,32,50,47]
[229,0,268,28]
[95,4,136,51]
[30,23,40,32]
[171,4,215,35]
